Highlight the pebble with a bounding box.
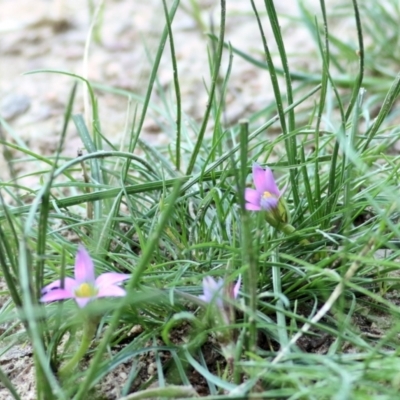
[0,93,31,120]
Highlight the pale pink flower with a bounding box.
[41,246,130,308]
[199,276,241,308]
[245,164,281,211]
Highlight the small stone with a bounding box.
[147,362,156,375]
[0,93,31,120]
[129,324,143,336]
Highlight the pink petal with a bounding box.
[74,246,95,284]
[76,297,92,308]
[42,277,76,294]
[252,164,269,193]
[244,188,261,206]
[40,288,74,303]
[95,272,130,289]
[233,275,241,299]
[252,164,280,197]
[245,203,261,211]
[97,285,127,298]
[263,168,280,197]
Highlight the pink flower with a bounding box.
[245,164,281,211]
[199,276,241,308]
[40,246,130,308]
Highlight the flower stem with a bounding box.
[59,319,97,379]
[271,229,289,349]
[265,214,310,245]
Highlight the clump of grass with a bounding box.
[2,0,400,399]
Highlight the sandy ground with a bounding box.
[0,0,339,398]
[0,0,323,180]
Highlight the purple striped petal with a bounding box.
[201,277,221,301]
[40,289,74,303]
[200,277,224,307]
[74,246,95,284]
[260,196,279,211]
[95,272,130,289]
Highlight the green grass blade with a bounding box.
[162,0,182,171]
[186,0,226,175]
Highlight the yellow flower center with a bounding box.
[75,282,97,298]
[263,191,273,199]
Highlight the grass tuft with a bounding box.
[2,0,400,399]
